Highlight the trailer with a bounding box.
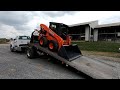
[27,42,119,79]
[27,22,119,79]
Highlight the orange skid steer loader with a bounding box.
[37,22,82,61]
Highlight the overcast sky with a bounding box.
[1,11,120,39]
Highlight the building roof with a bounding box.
[94,22,120,29]
[68,20,98,27]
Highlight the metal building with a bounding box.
[68,20,98,41]
[94,22,120,42]
[68,20,120,42]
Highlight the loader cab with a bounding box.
[49,22,69,40]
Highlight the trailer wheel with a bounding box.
[48,40,58,52]
[27,47,38,59]
[39,37,48,47]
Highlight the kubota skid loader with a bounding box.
[38,22,82,61]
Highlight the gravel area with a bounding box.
[0,44,85,79]
[82,51,120,79]
[0,44,119,79]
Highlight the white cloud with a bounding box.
[1,11,120,39]
[0,24,23,39]
[51,11,120,25]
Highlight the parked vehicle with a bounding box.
[10,36,30,52]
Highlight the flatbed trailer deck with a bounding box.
[29,43,119,79]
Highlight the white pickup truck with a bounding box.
[10,36,30,52]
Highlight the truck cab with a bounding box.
[10,36,30,52]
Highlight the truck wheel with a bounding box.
[48,40,58,52]
[39,37,48,47]
[27,47,38,59]
[10,45,14,52]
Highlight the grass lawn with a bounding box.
[72,41,120,53]
[0,42,7,44]
[0,41,8,44]
[82,50,120,58]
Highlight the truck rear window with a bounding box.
[19,36,30,40]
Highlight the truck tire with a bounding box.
[39,37,48,47]
[10,45,14,52]
[27,47,39,59]
[48,40,58,52]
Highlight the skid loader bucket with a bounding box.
[58,44,82,61]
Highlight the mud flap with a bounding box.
[58,44,82,61]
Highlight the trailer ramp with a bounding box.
[31,43,119,79]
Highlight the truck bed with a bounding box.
[31,43,119,79]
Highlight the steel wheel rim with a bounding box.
[27,49,31,57]
[49,43,54,49]
[40,40,43,45]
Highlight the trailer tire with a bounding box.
[27,47,38,59]
[39,37,48,47]
[48,40,58,52]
